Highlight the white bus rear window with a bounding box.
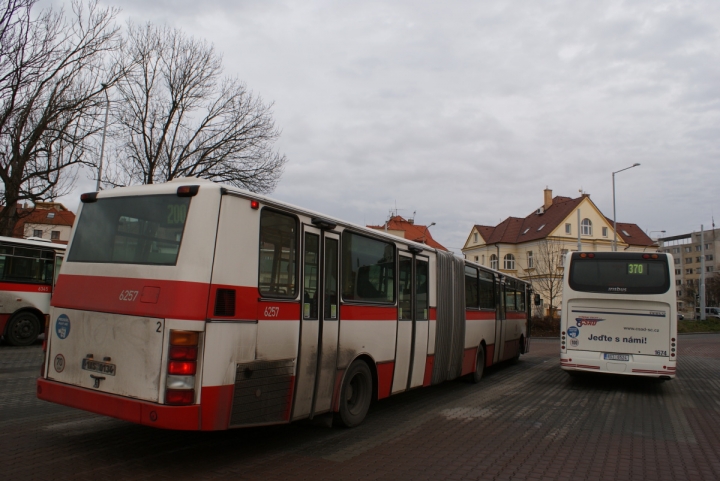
[568,255,670,295]
[68,195,190,265]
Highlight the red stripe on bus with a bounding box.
[429,307,437,321]
[207,285,258,320]
[341,305,396,321]
[200,385,234,431]
[0,281,53,293]
[376,361,394,399]
[52,274,210,320]
[37,378,201,430]
[466,310,495,321]
[461,347,476,376]
[485,344,495,367]
[257,300,301,321]
[423,355,434,386]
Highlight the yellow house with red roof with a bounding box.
[462,188,656,316]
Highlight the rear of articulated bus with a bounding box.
[38,179,222,429]
[560,252,677,379]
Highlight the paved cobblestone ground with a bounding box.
[1,335,718,481]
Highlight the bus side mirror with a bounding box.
[534,294,541,306]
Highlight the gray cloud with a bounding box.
[47,0,720,249]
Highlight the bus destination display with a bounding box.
[627,263,647,275]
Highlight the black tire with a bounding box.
[5,312,41,346]
[512,337,523,363]
[471,345,485,384]
[335,360,373,428]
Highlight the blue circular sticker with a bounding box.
[567,326,579,338]
[55,314,70,340]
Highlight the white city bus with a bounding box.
[38,178,531,430]
[560,251,677,379]
[0,236,65,346]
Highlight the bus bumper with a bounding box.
[560,356,676,378]
[36,378,201,430]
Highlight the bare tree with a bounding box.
[0,0,121,236]
[106,22,286,192]
[523,238,565,318]
[707,273,720,307]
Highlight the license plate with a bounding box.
[82,358,116,376]
[604,353,630,361]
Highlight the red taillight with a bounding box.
[169,346,198,361]
[165,389,195,405]
[588,253,594,258]
[643,254,650,259]
[250,200,259,209]
[80,192,98,203]
[168,361,196,376]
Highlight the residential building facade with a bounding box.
[658,228,720,315]
[12,202,76,244]
[367,215,448,251]
[462,188,655,316]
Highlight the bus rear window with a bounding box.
[568,255,670,295]
[68,195,190,265]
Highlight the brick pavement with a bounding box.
[0,334,718,481]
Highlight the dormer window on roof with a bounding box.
[47,212,55,219]
[522,228,530,235]
[537,224,545,231]
[622,230,631,236]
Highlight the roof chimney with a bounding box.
[543,187,552,210]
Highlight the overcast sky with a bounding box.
[49,0,720,252]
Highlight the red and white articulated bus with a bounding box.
[38,179,531,430]
[0,236,65,346]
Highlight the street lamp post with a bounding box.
[421,222,436,244]
[612,163,641,251]
[96,84,110,192]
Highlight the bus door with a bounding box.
[292,224,340,419]
[493,276,506,363]
[392,253,430,393]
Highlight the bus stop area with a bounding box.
[1,335,718,481]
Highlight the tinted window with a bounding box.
[259,210,298,298]
[465,265,479,309]
[416,259,429,320]
[68,195,190,265]
[342,232,395,303]
[0,245,56,284]
[478,269,495,309]
[569,254,670,294]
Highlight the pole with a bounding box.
[612,172,617,252]
[577,209,582,251]
[96,87,110,191]
[611,163,640,252]
[701,225,706,321]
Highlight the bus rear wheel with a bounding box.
[335,360,372,428]
[5,312,41,346]
[471,345,485,383]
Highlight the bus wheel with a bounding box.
[6,312,41,347]
[471,345,485,384]
[512,337,523,363]
[335,360,372,428]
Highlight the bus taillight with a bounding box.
[166,330,199,405]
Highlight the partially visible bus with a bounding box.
[0,236,66,346]
[560,251,676,379]
[38,179,531,430]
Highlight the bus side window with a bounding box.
[53,256,64,286]
[258,209,298,298]
[341,231,395,303]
